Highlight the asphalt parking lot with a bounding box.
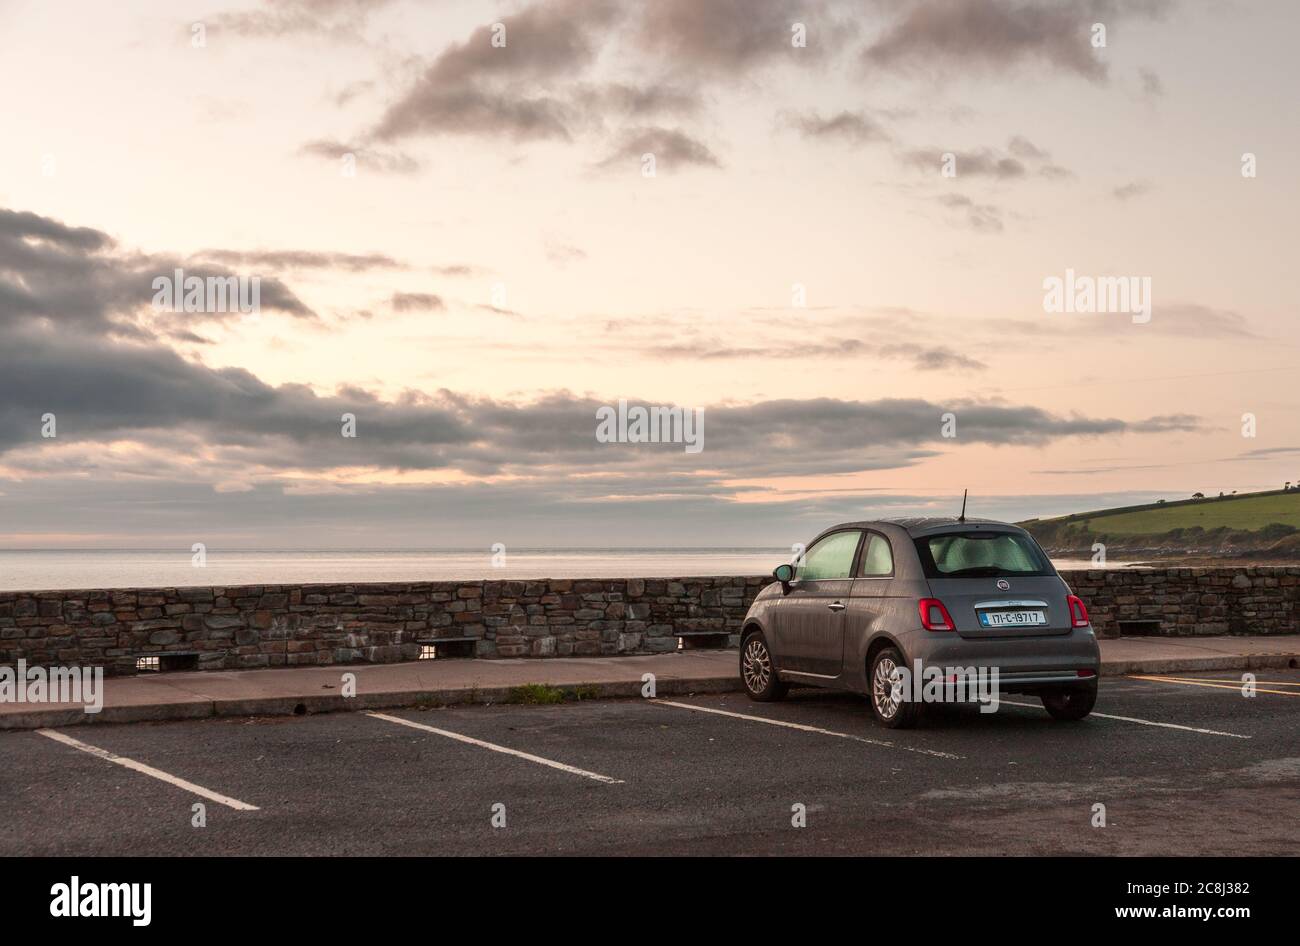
[2,669,1298,856]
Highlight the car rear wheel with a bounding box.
[869,646,919,729]
[1041,682,1097,721]
[740,630,788,702]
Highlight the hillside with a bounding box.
[1021,488,1300,560]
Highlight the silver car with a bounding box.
[739,517,1101,728]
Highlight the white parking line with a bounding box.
[998,700,1251,738]
[35,729,260,811]
[653,700,963,759]
[366,712,625,784]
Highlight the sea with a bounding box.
[0,548,1118,592]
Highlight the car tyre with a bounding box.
[1041,682,1097,721]
[869,646,919,729]
[740,630,787,702]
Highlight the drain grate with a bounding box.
[134,652,199,673]
[1118,619,1163,637]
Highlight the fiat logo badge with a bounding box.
[996,579,1011,591]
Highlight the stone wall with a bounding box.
[0,577,771,675]
[1059,567,1299,638]
[0,567,1295,675]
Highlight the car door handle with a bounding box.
[827,602,846,612]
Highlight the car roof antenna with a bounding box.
[958,488,968,523]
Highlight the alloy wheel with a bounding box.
[742,638,772,694]
[873,656,904,719]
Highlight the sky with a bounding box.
[0,0,1297,549]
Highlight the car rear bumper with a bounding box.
[905,625,1101,691]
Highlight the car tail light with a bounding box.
[1077,669,1096,678]
[919,598,955,631]
[1067,594,1090,628]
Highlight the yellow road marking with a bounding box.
[1133,675,1300,687]
[1129,675,1300,697]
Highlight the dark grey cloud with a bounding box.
[595,127,721,170]
[0,204,1209,546]
[0,208,314,339]
[864,0,1169,81]
[0,311,1203,481]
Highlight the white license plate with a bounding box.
[979,610,1046,627]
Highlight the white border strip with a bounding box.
[999,700,1250,738]
[36,728,260,810]
[367,712,625,784]
[653,700,963,759]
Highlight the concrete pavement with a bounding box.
[2,635,1298,730]
[4,668,1299,855]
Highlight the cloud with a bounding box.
[595,127,721,170]
[545,239,587,265]
[934,193,1004,232]
[864,0,1168,82]
[879,343,987,371]
[371,0,623,142]
[790,110,892,145]
[640,337,986,371]
[299,139,421,174]
[1113,180,1153,200]
[984,303,1256,339]
[0,203,1213,546]
[390,292,445,312]
[572,82,703,118]
[206,0,395,40]
[636,0,835,72]
[1139,68,1164,96]
[900,146,1025,178]
[197,248,407,272]
[0,208,314,338]
[1007,134,1049,160]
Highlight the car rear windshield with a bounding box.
[914,531,1053,578]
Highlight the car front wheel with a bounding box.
[740,631,788,702]
[1041,682,1097,721]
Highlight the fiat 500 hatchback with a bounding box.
[738,517,1101,728]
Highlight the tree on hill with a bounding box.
[1192,492,1205,499]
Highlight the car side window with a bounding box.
[859,533,894,577]
[796,531,862,581]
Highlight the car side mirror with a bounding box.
[772,563,793,594]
